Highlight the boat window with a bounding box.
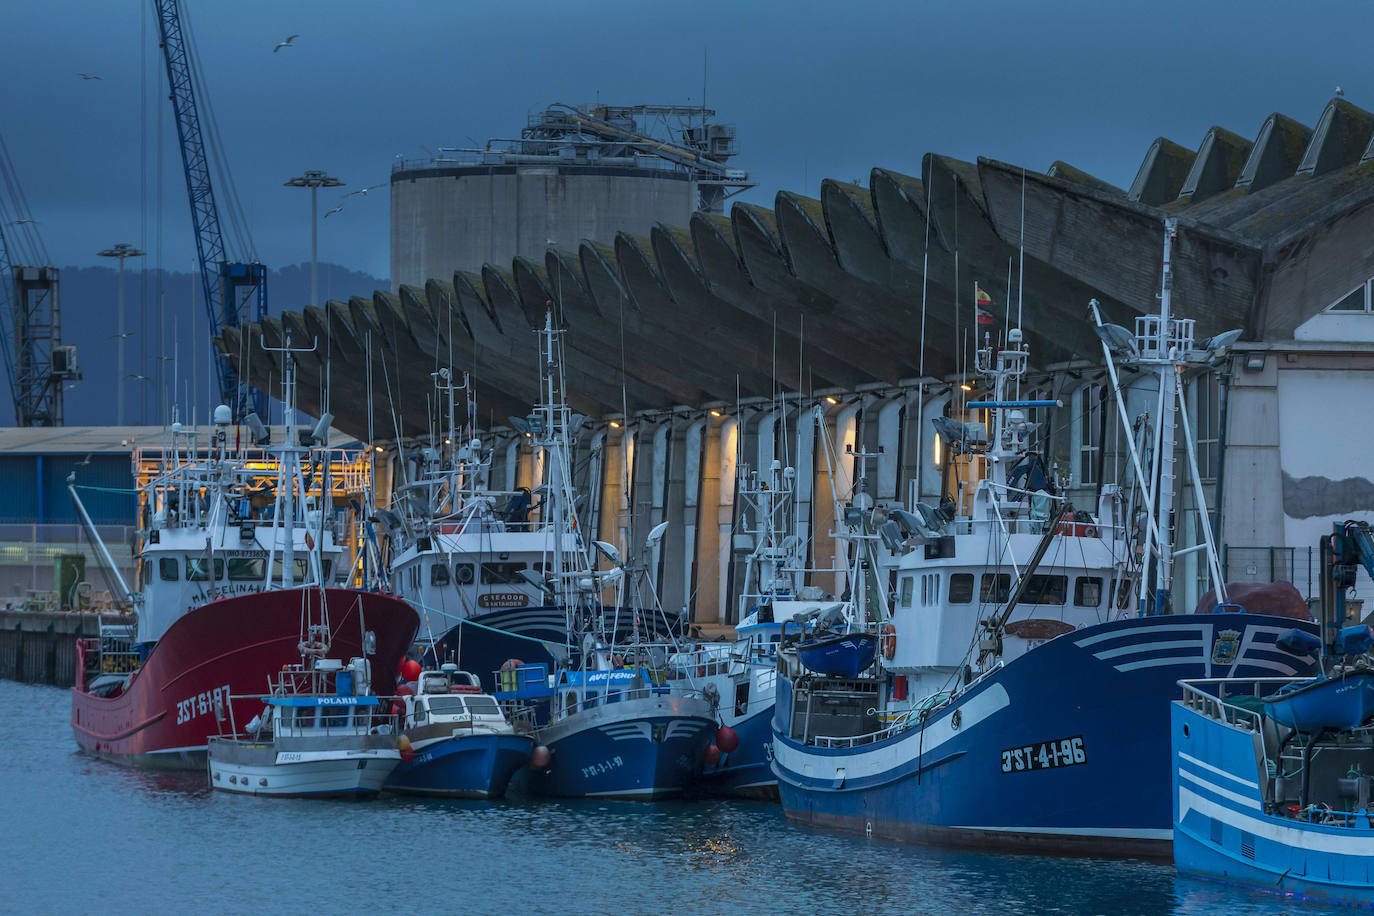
[1075,576,1104,607]
[899,577,914,608]
[481,562,528,584]
[322,559,333,579]
[564,692,578,714]
[228,557,265,580]
[271,558,309,582]
[159,557,179,581]
[980,573,1011,603]
[320,704,350,730]
[187,557,225,581]
[1023,574,1068,605]
[424,696,468,715]
[412,700,428,724]
[949,574,974,604]
[455,564,475,585]
[929,574,940,605]
[584,691,599,709]
[431,563,451,586]
[464,696,500,716]
[292,707,316,729]
[920,576,928,606]
[735,681,750,717]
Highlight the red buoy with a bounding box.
[529,745,551,768]
[401,659,422,682]
[390,702,404,717]
[702,744,721,766]
[395,683,414,698]
[715,726,739,754]
[400,749,416,763]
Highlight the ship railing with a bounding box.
[944,516,1125,539]
[1178,677,1305,732]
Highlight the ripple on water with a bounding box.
[0,682,1326,915]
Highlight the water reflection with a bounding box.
[1,681,1316,916]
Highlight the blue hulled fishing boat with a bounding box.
[772,221,1320,856]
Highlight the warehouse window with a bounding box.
[1327,278,1373,312]
[1078,384,1103,487]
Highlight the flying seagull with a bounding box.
[10,218,36,225]
[78,73,102,80]
[108,331,135,340]
[344,184,384,199]
[273,34,299,52]
[126,374,151,382]
[324,205,344,218]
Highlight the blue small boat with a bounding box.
[1263,669,1374,732]
[387,666,534,799]
[796,629,878,678]
[496,661,716,799]
[1174,675,1374,907]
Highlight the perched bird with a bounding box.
[344,184,384,199]
[1336,86,1345,97]
[324,205,344,218]
[78,73,102,80]
[273,34,299,52]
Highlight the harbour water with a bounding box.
[3,680,1326,915]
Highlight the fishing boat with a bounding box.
[488,314,716,799]
[70,337,417,768]
[771,220,1320,856]
[383,370,683,691]
[385,664,534,798]
[208,647,400,799]
[1173,666,1374,905]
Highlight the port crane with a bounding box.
[153,0,267,416]
[0,135,76,426]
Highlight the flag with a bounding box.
[975,283,995,325]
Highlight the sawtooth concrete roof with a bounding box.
[217,96,1374,440]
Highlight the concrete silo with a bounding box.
[389,103,751,289]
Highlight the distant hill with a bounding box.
[16,262,387,427]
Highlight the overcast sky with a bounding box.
[2,0,1368,283]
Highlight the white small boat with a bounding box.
[208,655,401,799]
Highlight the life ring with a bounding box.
[1056,521,1100,538]
[881,623,897,660]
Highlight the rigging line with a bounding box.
[140,0,149,423]
[1018,167,1026,331]
[916,172,933,502]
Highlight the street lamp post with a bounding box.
[97,243,145,425]
[284,170,344,309]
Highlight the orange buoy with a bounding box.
[881,623,897,660]
[702,744,721,766]
[529,745,551,768]
[715,726,739,754]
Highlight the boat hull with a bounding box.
[1173,698,1374,906]
[527,695,715,799]
[207,740,401,799]
[696,702,777,798]
[70,589,418,768]
[773,613,1318,857]
[386,733,534,798]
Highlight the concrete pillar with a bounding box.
[876,396,905,502]
[648,423,670,595]
[584,430,606,541]
[793,405,818,583]
[682,418,706,619]
[660,419,691,615]
[598,428,625,551]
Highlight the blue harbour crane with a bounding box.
[153,0,267,416]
